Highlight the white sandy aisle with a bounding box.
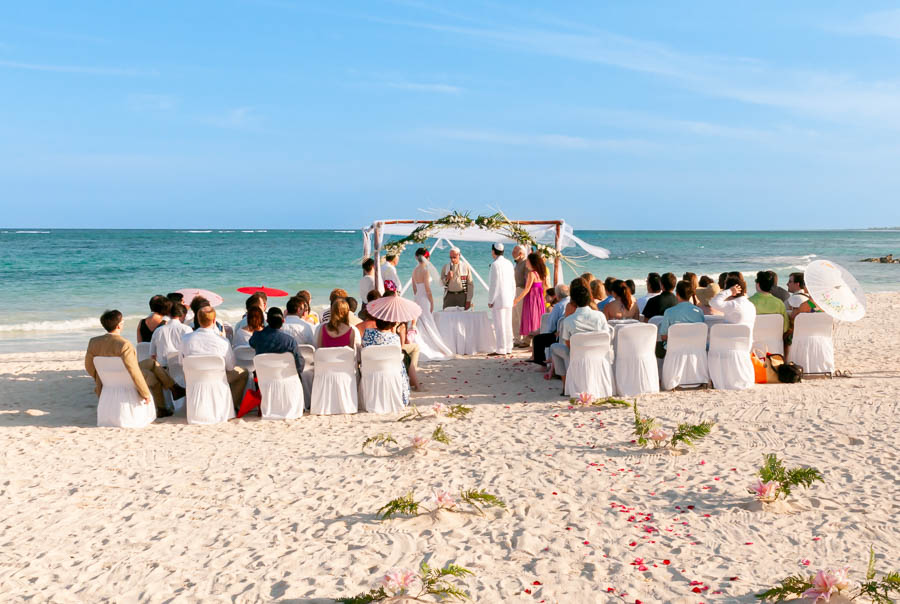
[1,295,899,603]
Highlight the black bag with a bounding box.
[777,362,803,383]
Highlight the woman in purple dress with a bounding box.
[513,252,548,337]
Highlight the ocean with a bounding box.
[1,228,897,352]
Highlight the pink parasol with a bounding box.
[237,286,289,297]
[365,295,422,323]
[176,288,224,307]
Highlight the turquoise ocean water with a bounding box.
[1,229,898,352]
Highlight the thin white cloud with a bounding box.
[385,81,463,94]
[832,8,900,40]
[0,59,149,76]
[129,94,177,112]
[203,107,261,129]
[423,127,656,152]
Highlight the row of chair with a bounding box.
[564,313,835,397]
[102,344,408,427]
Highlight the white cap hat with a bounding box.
[493,243,505,252]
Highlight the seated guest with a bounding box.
[589,280,605,310]
[625,279,636,297]
[359,258,377,303]
[604,280,640,320]
[362,318,410,406]
[748,270,789,333]
[249,307,304,375]
[283,296,315,346]
[234,293,267,332]
[717,272,728,290]
[545,287,556,311]
[531,283,570,366]
[598,277,617,310]
[86,309,155,414]
[682,272,700,305]
[642,272,678,320]
[150,302,192,367]
[549,282,612,394]
[710,274,756,327]
[181,306,249,410]
[294,290,320,324]
[166,292,184,304]
[657,280,706,357]
[699,275,714,287]
[695,282,722,315]
[233,306,265,348]
[320,288,349,324]
[770,272,791,305]
[346,297,363,327]
[137,295,171,343]
[786,271,820,318]
[395,321,422,391]
[637,273,661,314]
[316,298,361,348]
[355,290,381,335]
[580,273,595,287]
[189,295,227,338]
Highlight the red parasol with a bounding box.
[237,286,289,297]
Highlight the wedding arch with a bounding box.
[361,212,610,295]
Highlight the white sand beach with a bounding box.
[1,294,898,603]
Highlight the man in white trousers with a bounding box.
[487,243,516,356]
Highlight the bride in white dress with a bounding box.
[411,247,454,361]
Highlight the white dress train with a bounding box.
[412,278,454,361]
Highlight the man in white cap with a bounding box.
[487,243,516,356]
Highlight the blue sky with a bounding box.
[2,1,900,229]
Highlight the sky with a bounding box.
[2,1,900,230]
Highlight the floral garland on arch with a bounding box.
[380,211,574,268]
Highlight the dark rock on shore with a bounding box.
[861,254,899,263]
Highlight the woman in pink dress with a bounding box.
[513,252,548,336]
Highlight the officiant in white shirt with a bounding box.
[487,243,516,356]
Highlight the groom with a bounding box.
[487,243,516,356]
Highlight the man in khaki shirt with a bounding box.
[440,247,474,309]
[511,245,528,346]
[85,310,154,407]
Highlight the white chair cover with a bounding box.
[360,345,405,413]
[647,316,665,341]
[789,313,835,375]
[539,314,552,334]
[183,355,235,425]
[233,346,256,371]
[311,347,358,415]
[752,314,785,356]
[165,352,186,412]
[255,352,304,420]
[136,342,152,363]
[708,324,754,390]
[662,323,709,390]
[614,324,660,396]
[298,344,316,408]
[565,332,615,398]
[94,356,156,428]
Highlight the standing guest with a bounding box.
[149,302,192,367]
[530,283,570,366]
[233,306,265,348]
[316,298,361,349]
[590,280,606,309]
[362,318,410,406]
[249,308,304,375]
[513,252,548,339]
[487,242,516,356]
[359,258,377,302]
[512,245,528,347]
[642,273,678,320]
[657,280,706,357]
[441,247,474,310]
[380,255,401,292]
[710,275,756,327]
[320,288,349,323]
[682,272,700,305]
[181,306,249,410]
[137,295,171,343]
[604,280,640,320]
[748,270,789,332]
[695,282,722,315]
[86,309,154,414]
[549,282,612,393]
[637,273,661,314]
[770,272,791,305]
[283,296,315,346]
